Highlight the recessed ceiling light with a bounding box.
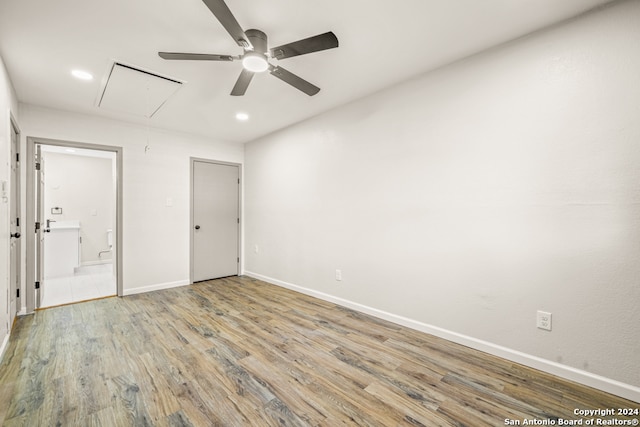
[71,69,93,81]
[235,112,249,121]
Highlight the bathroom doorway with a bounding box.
[25,138,123,312]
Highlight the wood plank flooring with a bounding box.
[0,276,637,426]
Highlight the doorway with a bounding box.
[191,159,240,282]
[25,138,123,312]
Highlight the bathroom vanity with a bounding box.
[44,220,80,278]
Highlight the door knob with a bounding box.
[195,225,201,230]
[10,232,20,238]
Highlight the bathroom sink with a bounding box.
[49,220,80,230]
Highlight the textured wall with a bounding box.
[245,0,640,393]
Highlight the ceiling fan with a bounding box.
[158,0,339,96]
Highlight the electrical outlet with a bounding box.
[537,311,552,331]
[335,269,342,281]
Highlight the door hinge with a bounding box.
[237,257,240,263]
[238,178,240,184]
[35,162,41,171]
[16,289,20,298]
[35,281,40,289]
[237,218,239,224]
[35,222,40,232]
[16,217,20,227]
[16,153,19,163]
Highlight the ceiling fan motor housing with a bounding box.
[245,29,268,55]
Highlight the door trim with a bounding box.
[25,137,123,313]
[189,157,242,284]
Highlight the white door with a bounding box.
[9,121,20,321]
[35,145,45,308]
[192,160,239,282]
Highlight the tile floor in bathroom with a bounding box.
[41,263,116,308]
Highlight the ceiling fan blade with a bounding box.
[158,52,234,61]
[201,0,251,48]
[231,69,254,96]
[269,65,320,96]
[270,32,338,60]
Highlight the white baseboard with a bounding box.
[123,280,190,296]
[244,271,640,403]
[81,259,112,267]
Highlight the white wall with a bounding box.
[43,151,114,264]
[245,0,640,400]
[19,104,243,295]
[0,55,19,356]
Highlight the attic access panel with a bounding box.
[98,62,183,118]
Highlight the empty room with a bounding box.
[0,0,639,425]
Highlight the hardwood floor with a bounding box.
[0,276,637,426]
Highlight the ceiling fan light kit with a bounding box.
[242,52,268,73]
[242,29,269,73]
[158,0,338,96]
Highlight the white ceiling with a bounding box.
[0,0,616,144]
